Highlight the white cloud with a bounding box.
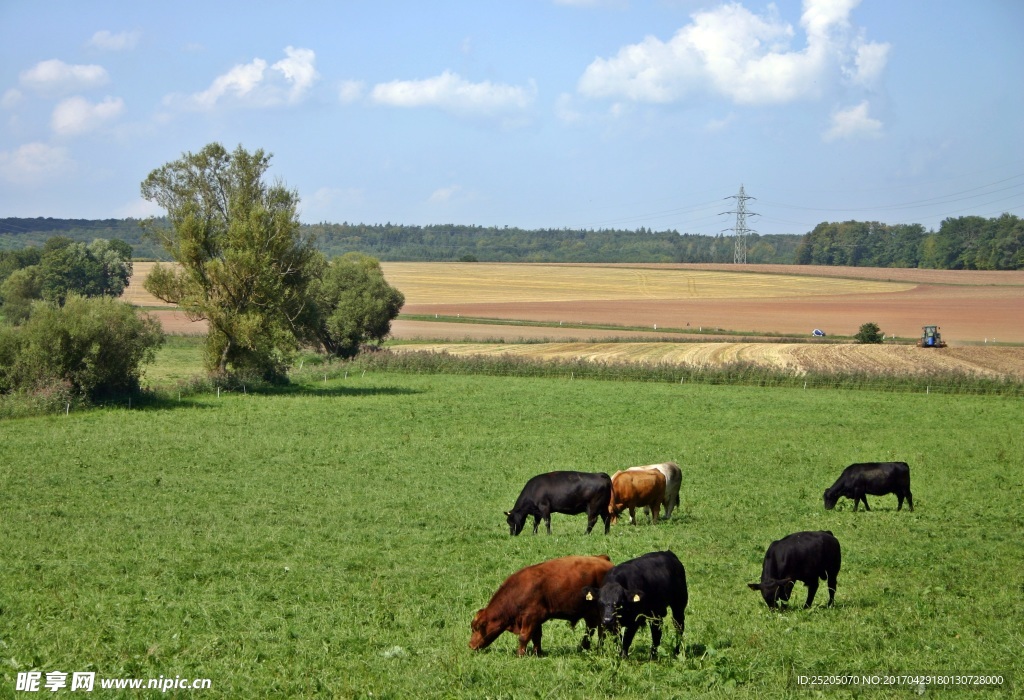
[850,41,889,86]
[51,96,124,136]
[370,70,536,121]
[171,47,318,110]
[20,59,109,94]
[88,29,141,51]
[2,89,24,109]
[0,142,73,183]
[338,80,365,103]
[824,100,882,141]
[429,185,462,203]
[272,46,319,102]
[578,0,888,106]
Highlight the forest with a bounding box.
[1,214,1021,269]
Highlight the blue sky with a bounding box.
[2,0,1022,236]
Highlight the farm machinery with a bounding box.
[917,325,947,348]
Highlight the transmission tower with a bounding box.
[721,184,758,264]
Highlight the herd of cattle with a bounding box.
[471,461,914,658]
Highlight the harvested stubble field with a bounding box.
[389,342,1024,380]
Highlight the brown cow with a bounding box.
[470,555,614,656]
[609,469,666,525]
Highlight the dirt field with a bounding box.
[125,261,1024,377]
[387,263,1024,344]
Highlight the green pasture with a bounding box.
[1,372,1021,698]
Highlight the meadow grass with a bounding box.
[141,335,206,388]
[1,372,1021,698]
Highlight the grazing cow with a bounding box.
[609,469,666,525]
[470,555,614,656]
[505,471,612,536]
[823,462,914,512]
[748,530,841,609]
[626,461,682,519]
[583,551,688,659]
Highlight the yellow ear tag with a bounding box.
[586,592,593,601]
[632,594,641,602]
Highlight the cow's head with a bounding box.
[469,608,500,650]
[823,487,839,510]
[505,510,526,536]
[747,578,794,609]
[583,583,643,632]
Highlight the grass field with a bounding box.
[1,370,1021,698]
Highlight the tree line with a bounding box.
[794,215,1024,269]
[4,213,1021,269]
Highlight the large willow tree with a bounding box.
[141,143,323,380]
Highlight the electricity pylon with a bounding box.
[721,185,758,264]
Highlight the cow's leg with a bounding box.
[584,507,598,534]
[826,570,838,607]
[530,624,544,656]
[906,490,914,512]
[862,496,870,511]
[649,618,663,659]
[897,493,904,511]
[651,503,660,524]
[669,606,685,656]
[601,511,611,535]
[543,510,553,535]
[628,507,637,525]
[619,624,639,658]
[531,515,541,535]
[803,579,819,608]
[779,580,794,606]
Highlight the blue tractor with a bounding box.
[917,325,947,348]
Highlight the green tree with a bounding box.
[35,236,132,304]
[141,143,323,380]
[4,294,163,399]
[0,266,42,324]
[307,253,405,358]
[855,322,884,344]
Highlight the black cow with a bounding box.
[824,461,913,512]
[582,550,687,658]
[748,530,841,609]
[505,471,612,536]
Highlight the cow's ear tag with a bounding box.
[586,592,593,601]
[632,594,641,602]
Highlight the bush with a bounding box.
[4,295,164,400]
[855,322,884,344]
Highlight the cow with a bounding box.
[583,551,688,659]
[823,462,914,512]
[625,461,682,519]
[505,471,612,535]
[747,530,841,609]
[470,555,614,656]
[609,469,666,525]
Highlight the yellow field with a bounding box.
[380,262,913,304]
[391,342,1024,379]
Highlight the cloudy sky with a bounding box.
[1,0,1022,236]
